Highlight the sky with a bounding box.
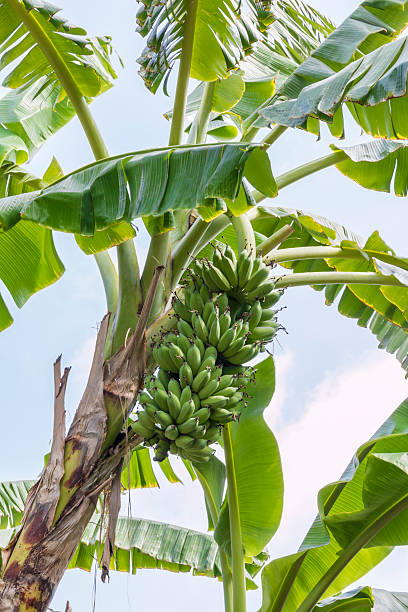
[1,1,408,610]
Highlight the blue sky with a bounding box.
[1,1,408,610]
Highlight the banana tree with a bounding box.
[1,0,408,611]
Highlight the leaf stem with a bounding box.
[231,215,256,257]
[195,468,233,612]
[5,0,109,161]
[195,81,216,143]
[110,241,142,354]
[275,271,406,289]
[94,252,119,314]
[257,225,294,257]
[141,233,171,323]
[253,151,348,202]
[262,125,288,150]
[223,424,246,612]
[168,0,199,146]
[172,218,208,288]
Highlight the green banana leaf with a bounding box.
[259,396,408,611]
[334,140,408,198]
[318,587,408,611]
[2,143,262,235]
[315,587,374,611]
[260,34,408,139]
[0,1,116,160]
[69,516,221,577]
[194,456,226,532]
[250,206,408,375]
[176,0,334,137]
[257,0,408,138]
[215,357,284,558]
[0,515,221,578]
[0,480,35,529]
[0,161,66,331]
[121,447,185,489]
[136,0,273,92]
[1,0,116,99]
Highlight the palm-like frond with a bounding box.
[0,1,117,162]
[251,206,408,375]
[257,0,408,137]
[1,0,116,97]
[136,0,278,93]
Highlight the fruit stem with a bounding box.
[275,271,407,289]
[223,424,247,612]
[257,225,294,257]
[231,214,256,258]
[195,468,233,612]
[253,150,348,202]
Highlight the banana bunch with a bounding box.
[132,344,249,462]
[132,244,283,463]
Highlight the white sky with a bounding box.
[2,1,408,610]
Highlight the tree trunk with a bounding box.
[0,269,163,611]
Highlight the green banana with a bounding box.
[198,378,219,400]
[168,378,181,398]
[157,369,171,388]
[227,344,259,365]
[192,313,208,343]
[262,290,283,308]
[217,326,237,353]
[194,407,211,424]
[219,308,231,336]
[178,417,199,434]
[218,254,238,287]
[167,392,181,420]
[176,399,195,424]
[209,317,221,346]
[168,343,186,370]
[247,279,276,301]
[164,425,179,440]
[173,299,192,323]
[175,435,195,449]
[192,369,212,393]
[177,319,195,339]
[155,410,173,429]
[179,385,192,406]
[176,333,191,357]
[237,251,253,287]
[132,421,154,438]
[244,265,270,293]
[179,362,193,387]
[187,345,201,375]
[247,301,263,331]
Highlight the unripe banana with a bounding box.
[179,385,192,406]
[211,408,233,424]
[217,326,237,352]
[203,301,216,325]
[247,279,276,301]
[244,265,270,293]
[178,417,199,434]
[176,399,195,424]
[203,395,229,409]
[168,343,186,370]
[198,378,219,400]
[191,292,204,313]
[173,298,192,323]
[176,334,191,357]
[157,369,171,388]
[247,301,263,331]
[224,245,237,265]
[222,335,248,360]
[227,344,259,365]
[153,345,175,372]
[197,356,216,374]
[165,425,179,440]
[132,421,154,438]
[192,313,208,343]
[199,284,211,304]
[187,345,201,375]
[167,392,181,420]
[179,362,193,387]
[209,317,221,346]
[262,290,283,308]
[217,293,229,314]
[237,251,253,287]
[177,319,195,339]
[155,410,173,429]
[175,435,195,449]
[168,378,181,398]
[194,407,211,424]
[192,369,211,393]
[153,388,169,412]
[219,308,232,336]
